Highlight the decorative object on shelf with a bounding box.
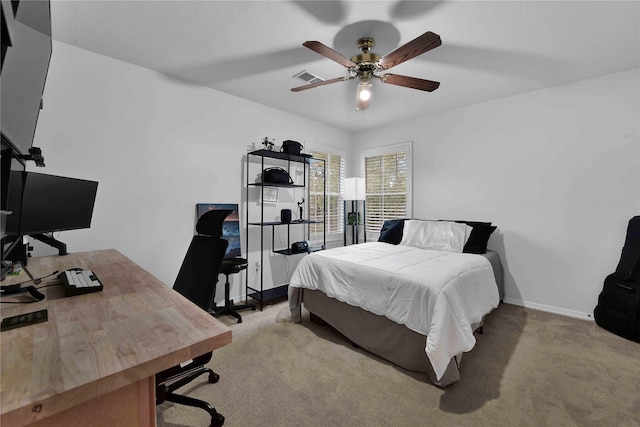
[344,177,366,245]
[281,140,303,155]
[281,209,292,223]
[297,198,305,221]
[291,240,309,253]
[261,187,278,204]
[262,167,293,185]
[347,212,361,225]
[261,136,275,151]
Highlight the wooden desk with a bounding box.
[0,249,232,426]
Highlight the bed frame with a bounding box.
[290,250,504,387]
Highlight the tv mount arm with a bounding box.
[18,147,45,167]
[30,233,68,256]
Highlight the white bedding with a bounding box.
[289,242,500,380]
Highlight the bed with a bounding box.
[288,219,504,387]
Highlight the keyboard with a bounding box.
[59,269,103,297]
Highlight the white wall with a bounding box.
[351,69,640,319]
[29,41,640,319]
[30,41,350,302]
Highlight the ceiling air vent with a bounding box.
[293,70,324,84]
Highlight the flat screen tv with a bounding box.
[196,203,241,259]
[0,0,52,156]
[4,171,99,236]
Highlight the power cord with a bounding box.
[0,269,60,303]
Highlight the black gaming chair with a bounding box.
[155,209,232,427]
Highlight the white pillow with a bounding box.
[399,220,472,252]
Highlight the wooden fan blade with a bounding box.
[381,74,440,92]
[303,41,357,68]
[379,31,442,69]
[291,76,351,92]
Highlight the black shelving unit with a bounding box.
[245,149,325,309]
[343,200,366,245]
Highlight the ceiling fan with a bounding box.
[291,31,442,111]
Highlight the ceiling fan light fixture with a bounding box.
[358,80,372,101]
[356,79,372,110]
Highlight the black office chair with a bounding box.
[155,209,232,427]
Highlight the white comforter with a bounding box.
[289,242,500,380]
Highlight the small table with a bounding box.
[213,258,256,323]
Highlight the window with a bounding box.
[362,142,412,234]
[307,143,345,241]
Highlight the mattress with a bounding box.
[289,242,501,381]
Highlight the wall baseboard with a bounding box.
[218,294,595,321]
[502,297,594,321]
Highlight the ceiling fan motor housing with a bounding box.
[350,52,381,65]
[351,38,381,71]
[350,38,382,81]
[357,37,375,52]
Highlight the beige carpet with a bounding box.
[157,301,640,427]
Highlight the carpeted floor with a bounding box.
[157,301,640,427]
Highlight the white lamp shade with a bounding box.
[344,177,366,200]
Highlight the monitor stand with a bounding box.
[31,234,68,256]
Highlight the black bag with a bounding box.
[262,167,293,185]
[594,274,640,342]
[594,216,640,342]
[281,140,303,155]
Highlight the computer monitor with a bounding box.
[4,170,98,236]
[196,203,241,259]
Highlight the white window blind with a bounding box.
[362,143,412,233]
[308,146,345,240]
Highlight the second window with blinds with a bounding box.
[361,142,412,235]
[307,143,345,244]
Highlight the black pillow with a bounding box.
[446,220,496,254]
[378,219,406,245]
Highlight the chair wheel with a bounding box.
[210,413,225,427]
[208,372,220,383]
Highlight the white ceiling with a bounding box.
[50,0,640,132]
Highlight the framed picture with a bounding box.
[195,203,241,258]
[261,187,278,204]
